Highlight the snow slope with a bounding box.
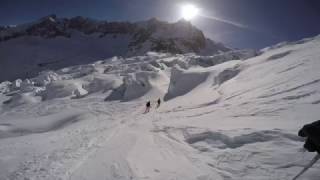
[0,35,320,180]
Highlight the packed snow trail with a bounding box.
[69,102,222,180]
[0,96,136,180]
[0,96,223,180]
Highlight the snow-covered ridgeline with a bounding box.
[0,15,237,82]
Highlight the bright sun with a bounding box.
[181,4,199,20]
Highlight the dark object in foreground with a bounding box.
[292,120,320,180]
[298,120,320,154]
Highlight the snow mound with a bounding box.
[214,65,242,85]
[266,50,293,61]
[261,35,320,52]
[164,60,243,101]
[9,79,23,91]
[83,74,122,94]
[0,111,87,139]
[0,81,11,94]
[193,49,258,67]
[39,80,87,100]
[106,70,169,101]
[2,51,253,104]
[164,66,210,100]
[159,56,190,69]
[31,71,60,86]
[185,129,302,150]
[3,92,41,107]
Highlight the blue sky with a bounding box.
[1,0,320,49]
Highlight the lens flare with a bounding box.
[181,4,199,20]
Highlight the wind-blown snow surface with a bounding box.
[0,35,320,180]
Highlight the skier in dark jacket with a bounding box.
[145,101,151,113]
[156,98,161,108]
[299,120,320,154]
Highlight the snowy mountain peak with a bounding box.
[0,15,235,81]
[39,14,58,22]
[175,18,192,25]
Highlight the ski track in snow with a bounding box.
[1,97,318,180]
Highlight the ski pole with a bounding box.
[292,154,320,180]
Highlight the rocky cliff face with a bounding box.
[0,15,232,81]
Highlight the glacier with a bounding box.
[0,33,320,179]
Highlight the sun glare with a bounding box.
[181,4,199,20]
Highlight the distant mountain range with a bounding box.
[0,15,232,81]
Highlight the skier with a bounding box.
[292,120,320,180]
[156,98,161,108]
[144,101,151,113]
